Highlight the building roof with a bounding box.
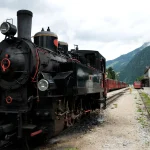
[144,66,150,74]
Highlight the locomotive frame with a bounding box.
[0,9,106,146]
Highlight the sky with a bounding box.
[0,0,150,61]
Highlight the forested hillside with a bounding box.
[119,46,150,83]
[106,42,150,72]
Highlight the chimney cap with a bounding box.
[17,10,33,16]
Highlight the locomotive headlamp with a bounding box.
[38,79,49,91]
[0,22,17,36]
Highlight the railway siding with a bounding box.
[141,93,150,110]
[107,87,129,99]
[135,89,150,148]
[138,90,150,117]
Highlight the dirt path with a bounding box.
[43,89,150,150]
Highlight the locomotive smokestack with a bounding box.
[17,10,33,40]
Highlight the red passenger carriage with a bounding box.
[133,81,142,89]
[106,78,128,92]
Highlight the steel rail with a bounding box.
[106,88,128,106]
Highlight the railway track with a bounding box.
[137,89,150,117]
[106,88,129,106]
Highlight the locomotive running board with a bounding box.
[53,71,73,80]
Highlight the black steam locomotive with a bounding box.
[0,10,106,144]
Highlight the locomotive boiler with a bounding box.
[0,9,106,145]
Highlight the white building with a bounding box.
[143,67,150,87]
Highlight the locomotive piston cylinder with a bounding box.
[17,10,33,40]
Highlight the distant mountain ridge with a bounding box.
[106,42,150,73]
[119,46,150,83]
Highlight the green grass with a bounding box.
[136,92,150,128]
[113,104,118,108]
[136,116,148,127]
[137,107,142,112]
[141,92,150,112]
[145,141,150,146]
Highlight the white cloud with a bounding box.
[0,0,150,60]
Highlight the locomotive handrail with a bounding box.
[68,58,81,63]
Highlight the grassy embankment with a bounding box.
[136,92,150,127]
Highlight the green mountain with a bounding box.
[106,42,150,72]
[119,46,150,84]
